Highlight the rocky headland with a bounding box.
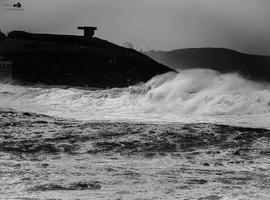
[0,30,173,87]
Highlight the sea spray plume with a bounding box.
[129,71,178,95]
[138,69,270,115]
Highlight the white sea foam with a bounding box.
[0,68,270,128]
[140,69,270,115]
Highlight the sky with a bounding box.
[0,0,270,55]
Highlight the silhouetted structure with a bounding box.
[78,26,97,37]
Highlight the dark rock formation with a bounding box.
[0,31,6,42]
[0,31,173,87]
[144,48,270,82]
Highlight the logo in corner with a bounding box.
[13,2,21,8]
[3,1,24,11]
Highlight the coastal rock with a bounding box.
[0,31,173,87]
[0,31,6,42]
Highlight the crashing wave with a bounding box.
[0,68,270,128]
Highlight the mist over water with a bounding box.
[0,68,270,129]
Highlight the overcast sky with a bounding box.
[0,0,270,54]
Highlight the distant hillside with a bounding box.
[144,48,270,81]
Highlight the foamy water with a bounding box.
[0,69,270,129]
[1,68,270,200]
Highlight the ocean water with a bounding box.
[0,69,270,200]
[0,69,270,128]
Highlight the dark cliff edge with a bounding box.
[0,31,6,42]
[0,31,173,88]
[144,48,270,82]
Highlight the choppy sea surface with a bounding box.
[0,69,270,200]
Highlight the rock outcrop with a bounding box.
[0,31,6,42]
[0,31,173,87]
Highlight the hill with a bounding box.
[0,31,173,87]
[144,48,270,81]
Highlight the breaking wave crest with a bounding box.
[0,68,270,127]
[137,69,270,115]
